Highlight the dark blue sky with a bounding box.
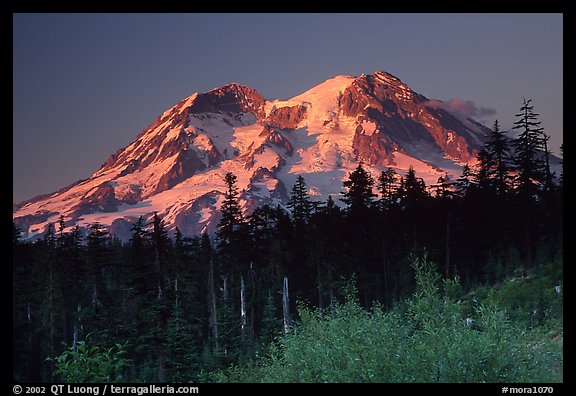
[13,13,563,203]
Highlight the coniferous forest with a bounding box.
[12,100,563,382]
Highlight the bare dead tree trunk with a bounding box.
[72,303,81,352]
[445,211,451,277]
[207,259,218,354]
[175,277,178,306]
[91,275,99,311]
[282,277,290,333]
[249,264,257,340]
[240,276,246,341]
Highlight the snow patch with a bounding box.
[361,120,377,136]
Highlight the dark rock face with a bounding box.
[101,147,124,170]
[196,134,222,166]
[267,105,307,129]
[262,127,294,156]
[352,127,396,167]
[72,182,119,216]
[189,83,266,119]
[341,71,482,164]
[155,150,206,193]
[118,160,141,178]
[115,185,142,205]
[424,107,479,161]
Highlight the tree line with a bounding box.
[12,99,563,382]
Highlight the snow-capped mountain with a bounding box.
[14,70,492,240]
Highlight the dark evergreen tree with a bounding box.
[83,222,115,340]
[484,120,513,195]
[510,99,550,270]
[150,212,171,296]
[378,167,399,209]
[455,163,475,197]
[511,99,547,201]
[166,299,199,382]
[341,162,376,213]
[475,146,493,191]
[397,166,428,209]
[341,163,380,307]
[149,213,172,382]
[40,223,61,381]
[430,173,455,199]
[258,291,281,348]
[216,172,244,244]
[126,216,152,294]
[287,175,313,226]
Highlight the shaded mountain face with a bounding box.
[14,70,493,241]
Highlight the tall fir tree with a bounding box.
[378,167,399,210]
[341,162,376,213]
[511,99,549,270]
[511,99,547,201]
[485,120,513,195]
[149,213,172,382]
[287,175,313,226]
[397,166,428,209]
[216,172,244,244]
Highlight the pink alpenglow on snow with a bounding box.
[16,70,550,241]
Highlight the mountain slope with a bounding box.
[14,70,494,240]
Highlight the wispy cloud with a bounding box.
[425,98,496,120]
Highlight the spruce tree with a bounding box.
[485,120,512,195]
[511,99,548,270]
[216,172,244,244]
[397,166,428,209]
[378,167,399,210]
[84,222,112,337]
[166,299,198,381]
[259,291,281,348]
[287,175,313,226]
[455,163,475,197]
[149,213,171,382]
[511,99,547,201]
[341,162,376,213]
[150,212,170,296]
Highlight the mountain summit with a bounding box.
[14,70,491,240]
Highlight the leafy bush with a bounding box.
[47,336,130,382]
[213,255,562,383]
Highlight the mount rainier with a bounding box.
[14,70,493,240]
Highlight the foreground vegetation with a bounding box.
[214,256,563,383]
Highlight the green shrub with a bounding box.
[213,255,562,383]
[47,335,130,383]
